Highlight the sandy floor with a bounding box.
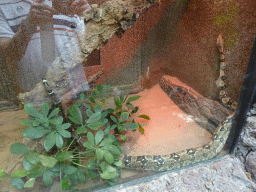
[120,84,212,156]
[0,110,28,170]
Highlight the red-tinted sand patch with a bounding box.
[120,84,212,156]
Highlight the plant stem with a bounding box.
[66,136,77,151]
[71,161,88,169]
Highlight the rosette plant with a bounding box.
[0,85,150,190]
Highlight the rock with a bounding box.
[240,117,256,151]
[112,155,256,192]
[245,151,256,182]
[114,155,256,192]
[233,115,256,164]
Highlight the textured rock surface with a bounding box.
[111,156,256,192]
[245,152,256,182]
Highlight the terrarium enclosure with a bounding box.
[0,0,256,191]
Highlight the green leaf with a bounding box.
[84,103,90,108]
[102,145,122,155]
[27,165,46,178]
[48,118,59,125]
[132,107,139,114]
[110,116,118,124]
[123,123,139,130]
[77,171,86,183]
[11,169,27,178]
[87,125,99,131]
[48,108,59,119]
[94,104,102,113]
[83,141,94,149]
[80,92,85,100]
[22,126,50,139]
[85,170,97,179]
[104,123,111,135]
[96,148,104,161]
[10,143,28,155]
[0,168,6,178]
[97,85,103,92]
[100,162,116,172]
[23,159,34,171]
[88,97,95,103]
[69,105,82,124]
[44,132,56,151]
[58,130,71,138]
[106,178,118,186]
[95,130,104,145]
[114,97,122,107]
[68,116,81,124]
[38,155,57,168]
[87,121,104,130]
[61,175,70,190]
[139,124,145,134]
[87,112,101,124]
[49,162,65,172]
[86,158,97,169]
[99,138,114,147]
[114,160,125,168]
[41,103,50,117]
[138,114,150,120]
[126,95,141,104]
[55,151,73,162]
[55,133,63,148]
[75,102,82,107]
[59,123,71,130]
[126,103,135,110]
[110,124,117,130]
[119,135,127,141]
[43,171,53,186]
[92,90,97,98]
[20,119,35,126]
[101,111,109,118]
[11,178,24,189]
[57,116,64,124]
[24,150,40,165]
[104,150,114,164]
[24,178,35,188]
[86,109,94,117]
[63,166,78,175]
[24,104,44,119]
[87,132,95,146]
[100,171,117,180]
[119,112,129,123]
[117,125,125,133]
[32,120,40,126]
[76,125,87,134]
[68,173,78,183]
[120,93,125,102]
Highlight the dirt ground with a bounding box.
[0,110,28,171]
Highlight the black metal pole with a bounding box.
[229,37,256,153]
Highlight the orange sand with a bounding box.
[120,84,212,156]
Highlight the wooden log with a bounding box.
[159,75,233,134]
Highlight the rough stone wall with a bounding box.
[141,0,256,100]
[92,0,256,103]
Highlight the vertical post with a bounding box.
[229,36,256,153]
